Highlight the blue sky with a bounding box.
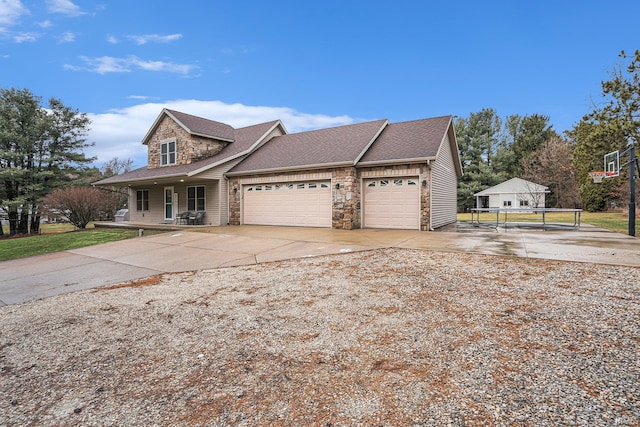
[1,0,639,168]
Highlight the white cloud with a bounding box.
[86,100,355,168]
[65,55,197,75]
[13,31,38,42]
[106,35,118,44]
[127,33,182,45]
[57,31,75,43]
[46,0,84,16]
[0,0,29,28]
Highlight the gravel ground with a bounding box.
[1,248,639,426]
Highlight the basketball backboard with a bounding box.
[604,150,620,177]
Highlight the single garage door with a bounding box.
[363,177,420,229]
[243,181,332,227]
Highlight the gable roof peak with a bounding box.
[142,108,236,145]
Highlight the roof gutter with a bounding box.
[226,161,355,177]
[356,156,435,168]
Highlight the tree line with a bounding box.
[456,50,640,213]
[0,88,129,237]
[1,51,638,236]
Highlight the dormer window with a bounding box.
[161,140,176,166]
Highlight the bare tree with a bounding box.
[100,157,135,176]
[522,136,581,208]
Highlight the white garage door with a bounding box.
[363,177,420,229]
[243,181,332,227]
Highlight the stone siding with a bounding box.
[332,167,360,229]
[228,163,431,230]
[146,116,228,168]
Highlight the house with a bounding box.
[473,178,549,210]
[94,109,462,231]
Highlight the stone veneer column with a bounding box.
[420,166,431,231]
[228,178,241,225]
[332,167,360,230]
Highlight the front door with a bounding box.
[164,186,174,221]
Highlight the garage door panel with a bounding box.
[364,177,419,230]
[243,181,331,227]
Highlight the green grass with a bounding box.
[457,211,639,236]
[0,225,165,262]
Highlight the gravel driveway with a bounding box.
[1,248,639,426]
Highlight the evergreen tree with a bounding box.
[455,108,504,211]
[0,88,93,235]
[572,50,640,211]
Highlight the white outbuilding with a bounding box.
[474,178,548,210]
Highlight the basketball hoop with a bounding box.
[589,171,606,183]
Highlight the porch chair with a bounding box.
[190,211,205,225]
[176,211,191,225]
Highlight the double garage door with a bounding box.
[242,177,420,229]
[243,181,332,227]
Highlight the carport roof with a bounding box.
[227,119,389,174]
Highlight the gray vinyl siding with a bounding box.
[430,134,458,229]
[128,186,166,224]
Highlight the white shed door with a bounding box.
[243,181,331,227]
[363,177,420,229]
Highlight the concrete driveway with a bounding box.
[1,224,639,306]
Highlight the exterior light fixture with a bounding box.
[335,183,340,189]
[422,179,427,187]
[233,187,238,193]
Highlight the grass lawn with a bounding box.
[457,210,639,236]
[0,224,165,262]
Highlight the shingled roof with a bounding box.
[358,116,453,164]
[94,120,282,185]
[142,109,235,145]
[228,119,388,174]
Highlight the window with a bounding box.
[519,200,529,207]
[393,179,403,186]
[380,180,388,187]
[308,183,317,189]
[161,140,176,166]
[286,184,294,190]
[297,183,305,189]
[275,184,282,190]
[367,181,376,187]
[407,179,417,186]
[320,183,329,189]
[503,201,512,207]
[187,186,206,211]
[265,185,272,191]
[136,190,149,211]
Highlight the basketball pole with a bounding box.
[628,143,635,237]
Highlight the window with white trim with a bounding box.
[161,140,176,166]
[187,186,206,211]
[519,199,529,207]
[503,201,512,207]
[136,190,149,211]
